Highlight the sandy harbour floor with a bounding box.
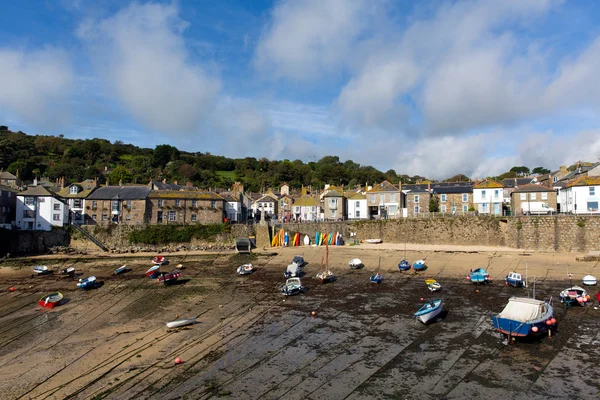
[0,243,599,399]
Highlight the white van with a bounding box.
[521,202,555,215]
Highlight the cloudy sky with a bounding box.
[1,0,600,179]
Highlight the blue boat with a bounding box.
[468,268,489,284]
[398,260,411,271]
[413,260,425,271]
[414,299,443,324]
[370,273,384,283]
[115,265,127,275]
[505,272,524,287]
[77,276,97,289]
[492,297,555,337]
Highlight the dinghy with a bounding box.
[349,258,363,269]
[237,263,254,275]
[158,270,182,285]
[284,263,302,278]
[77,276,97,289]
[398,260,411,271]
[303,235,310,246]
[60,266,75,276]
[468,268,490,284]
[114,265,127,275]
[166,318,196,329]
[492,297,555,337]
[559,286,590,306]
[425,279,442,292]
[33,265,50,275]
[413,260,426,271]
[505,272,524,287]
[364,239,382,244]
[152,255,168,265]
[370,273,384,283]
[38,292,63,308]
[291,255,305,268]
[280,277,304,296]
[582,275,597,286]
[146,265,160,278]
[414,300,443,324]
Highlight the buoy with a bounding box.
[466,276,471,280]
[505,281,509,286]
[475,290,479,293]
[531,326,538,332]
[420,297,424,301]
[550,318,556,324]
[311,311,316,317]
[9,287,15,292]
[175,357,182,365]
[175,314,179,319]
[546,320,552,325]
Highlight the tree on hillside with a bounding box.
[178,163,198,181]
[108,165,133,185]
[509,166,530,176]
[153,144,179,168]
[532,167,550,174]
[444,174,471,182]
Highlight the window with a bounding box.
[590,187,596,196]
[463,205,468,212]
[530,193,536,200]
[23,210,35,218]
[92,214,97,220]
[126,215,131,221]
[73,199,82,208]
[312,206,316,212]
[39,197,45,202]
[462,194,468,202]
[157,211,163,222]
[191,214,197,222]
[441,205,447,213]
[191,200,197,207]
[494,190,499,198]
[441,194,446,202]
[588,201,598,212]
[70,186,78,194]
[481,190,486,199]
[175,199,181,207]
[295,206,300,213]
[520,193,526,200]
[280,200,284,207]
[102,214,108,221]
[414,195,419,203]
[53,214,60,221]
[25,197,35,205]
[111,200,119,212]
[211,200,216,208]
[553,176,558,183]
[92,201,97,210]
[370,194,375,203]
[158,199,163,207]
[168,211,176,221]
[390,194,396,202]
[451,205,456,213]
[126,200,132,208]
[329,199,337,207]
[355,210,360,217]
[54,203,61,210]
[414,206,419,214]
[541,192,548,200]
[330,210,335,217]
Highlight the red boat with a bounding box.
[152,255,168,265]
[158,270,182,285]
[146,265,160,278]
[38,292,63,308]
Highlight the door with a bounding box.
[157,211,163,223]
[493,203,500,215]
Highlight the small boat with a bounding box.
[33,265,50,275]
[414,300,444,324]
[38,292,63,308]
[60,266,75,276]
[316,245,335,284]
[237,263,254,275]
[413,260,426,271]
[280,277,304,296]
[398,260,411,271]
[166,318,196,329]
[77,276,97,289]
[284,263,302,278]
[370,273,384,283]
[114,265,127,275]
[582,275,597,286]
[146,265,160,278]
[158,270,182,285]
[291,255,305,268]
[492,297,555,337]
[425,279,442,292]
[364,239,382,244]
[152,255,168,265]
[559,286,590,306]
[349,258,363,269]
[505,272,524,287]
[468,268,490,284]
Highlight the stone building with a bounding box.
[366,181,403,219]
[147,190,225,224]
[56,179,98,224]
[405,187,431,217]
[432,186,473,214]
[0,184,17,228]
[323,187,346,221]
[0,170,20,189]
[511,184,557,215]
[86,186,151,225]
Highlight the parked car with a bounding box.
[521,202,555,215]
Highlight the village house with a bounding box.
[0,184,17,229]
[56,178,99,224]
[292,188,320,222]
[149,180,183,191]
[0,170,20,189]
[323,187,346,221]
[473,180,504,215]
[560,176,600,214]
[367,181,403,219]
[432,184,473,214]
[502,177,534,205]
[251,191,278,220]
[534,165,570,186]
[86,186,151,225]
[15,185,68,230]
[405,186,431,217]
[346,191,368,220]
[219,192,243,223]
[147,190,225,224]
[511,184,557,215]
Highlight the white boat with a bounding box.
[559,286,590,306]
[364,239,382,244]
[316,245,335,283]
[166,318,196,329]
[303,235,310,245]
[60,266,75,275]
[280,277,304,296]
[582,275,597,286]
[284,263,302,278]
[414,300,444,324]
[237,263,254,275]
[425,279,442,292]
[349,258,363,269]
[33,265,50,274]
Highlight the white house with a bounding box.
[56,179,98,224]
[347,192,368,220]
[250,193,278,219]
[560,177,600,214]
[221,193,242,222]
[16,185,69,230]
[473,180,504,215]
[292,194,320,222]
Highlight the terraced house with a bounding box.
[473,180,504,215]
[292,189,320,222]
[147,191,225,224]
[367,181,403,219]
[56,179,98,224]
[323,186,346,221]
[86,186,150,225]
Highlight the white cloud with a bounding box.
[0,48,74,128]
[78,2,220,133]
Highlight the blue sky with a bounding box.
[1,0,600,179]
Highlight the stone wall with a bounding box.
[0,228,70,256]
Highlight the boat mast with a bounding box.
[525,262,528,288]
[326,242,329,273]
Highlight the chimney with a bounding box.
[61,176,65,189]
[427,182,431,192]
[105,166,108,171]
[119,179,122,187]
[56,178,59,187]
[174,180,178,185]
[15,169,19,178]
[162,178,166,184]
[34,177,38,186]
[94,177,98,187]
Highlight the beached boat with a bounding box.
[582,275,597,286]
[33,265,50,275]
[152,255,168,265]
[559,286,590,306]
[60,266,75,276]
[166,318,196,329]
[370,273,384,283]
[505,272,524,287]
[158,270,182,285]
[414,300,444,324]
[398,260,411,271]
[38,292,63,308]
[492,297,555,337]
[237,263,254,275]
[349,258,363,269]
[468,268,490,284]
[114,265,127,275]
[284,263,302,278]
[146,265,160,278]
[316,245,335,284]
[364,239,382,244]
[280,277,304,296]
[291,255,305,268]
[413,260,426,271]
[77,276,97,289]
[425,279,442,292]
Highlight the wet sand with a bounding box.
[0,244,598,399]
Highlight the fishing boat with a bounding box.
[364,239,382,244]
[33,265,50,275]
[315,245,335,284]
[280,277,304,296]
[413,260,426,271]
[468,268,490,284]
[505,272,525,287]
[559,286,590,306]
[349,258,363,269]
[114,265,127,275]
[166,318,196,329]
[582,275,597,286]
[425,279,442,292]
[398,260,411,271]
[152,255,168,265]
[158,270,182,285]
[60,266,75,276]
[38,292,63,308]
[237,263,254,275]
[370,273,384,283]
[77,276,97,289]
[291,255,305,268]
[146,265,160,278]
[414,300,444,324]
[492,297,555,337]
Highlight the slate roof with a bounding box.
[149,190,224,200]
[18,185,57,197]
[512,184,555,193]
[323,189,345,198]
[0,184,17,192]
[565,176,600,188]
[368,180,400,192]
[432,186,473,194]
[57,179,98,198]
[473,180,503,189]
[150,181,183,190]
[0,171,17,180]
[502,178,534,188]
[87,186,151,200]
[348,192,366,200]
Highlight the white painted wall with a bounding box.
[561,185,600,214]
[16,195,68,231]
[347,199,368,219]
[473,188,503,215]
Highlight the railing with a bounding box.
[71,223,109,251]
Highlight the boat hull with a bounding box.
[398,261,411,271]
[413,260,425,271]
[166,319,196,328]
[582,275,597,286]
[505,278,524,287]
[415,302,443,324]
[38,292,63,308]
[492,316,554,337]
[115,266,127,275]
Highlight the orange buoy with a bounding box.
[531,326,538,332]
[9,287,15,292]
[551,318,556,324]
[420,297,424,301]
[311,311,316,317]
[175,357,182,365]
[475,290,479,293]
